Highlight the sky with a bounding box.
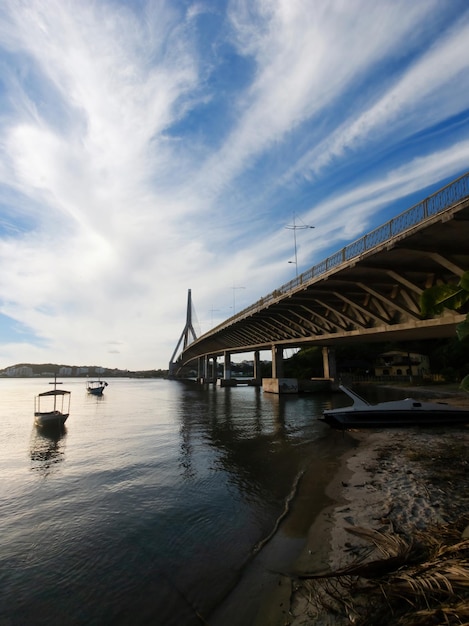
[1,0,469,371]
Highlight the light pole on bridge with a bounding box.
[285,213,314,277]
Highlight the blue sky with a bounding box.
[1,0,469,370]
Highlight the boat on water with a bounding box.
[321,385,469,430]
[86,380,108,396]
[34,377,71,428]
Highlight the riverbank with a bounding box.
[259,386,469,625]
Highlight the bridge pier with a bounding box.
[223,351,231,380]
[196,346,337,393]
[322,346,338,388]
[263,345,337,394]
[263,345,298,394]
[217,351,239,387]
[253,350,261,384]
[198,354,216,384]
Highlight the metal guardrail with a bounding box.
[203,170,469,337]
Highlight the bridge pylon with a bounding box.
[168,289,198,377]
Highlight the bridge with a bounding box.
[171,171,469,391]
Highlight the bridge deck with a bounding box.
[177,173,469,369]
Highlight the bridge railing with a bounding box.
[208,170,469,333]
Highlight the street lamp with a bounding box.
[285,213,314,277]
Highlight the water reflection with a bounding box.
[176,381,322,509]
[86,393,105,402]
[261,391,286,436]
[30,426,67,476]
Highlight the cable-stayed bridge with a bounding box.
[170,172,469,390]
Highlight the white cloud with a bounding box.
[192,0,438,195]
[288,11,469,181]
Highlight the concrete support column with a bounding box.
[263,345,298,393]
[253,350,261,382]
[322,346,337,382]
[198,355,209,383]
[218,350,238,386]
[211,356,218,382]
[272,345,284,379]
[223,351,231,380]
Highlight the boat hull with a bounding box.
[321,385,469,430]
[86,381,107,396]
[322,408,469,430]
[34,411,69,428]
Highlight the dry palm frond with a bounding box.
[388,561,469,600]
[345,526,416,562]
[289,518,469,626]
[415,517,469,550]
[291,526,415,580]
[345,526,411,558]
[433,539,469,560]
[396,600,469,626]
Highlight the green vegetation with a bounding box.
[283,347,324,379]
[420,270,469,391]
[280,337,469,385]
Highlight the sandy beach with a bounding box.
[260,386,469,625]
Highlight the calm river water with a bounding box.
[0,377,357,625]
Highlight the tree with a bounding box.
[420,270,469,391]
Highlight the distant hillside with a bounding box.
[0,363,168,378]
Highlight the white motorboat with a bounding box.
[321,385,469,430]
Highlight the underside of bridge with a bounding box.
[177,192,469,372]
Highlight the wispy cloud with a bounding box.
[0,0,468,369]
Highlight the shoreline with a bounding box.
[257,387,469,625]
[209,431,359,626]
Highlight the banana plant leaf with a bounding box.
[457,314,469,342]
[460,373,469,393]
[420,284,468,317]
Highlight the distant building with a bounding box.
[75,367,89,376]
[59,366,72,376]
[6,365,33,377]
[374,351,430,378]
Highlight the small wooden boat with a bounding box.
[86,380,108,396]
[321,385,469,430]
[34,377,71,428]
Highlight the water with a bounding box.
[0,378,354,625]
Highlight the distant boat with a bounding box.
[34,377,71,428]
[321,384,469,430]
[86,380,108,396]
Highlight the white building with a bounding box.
[6,365,33,377]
